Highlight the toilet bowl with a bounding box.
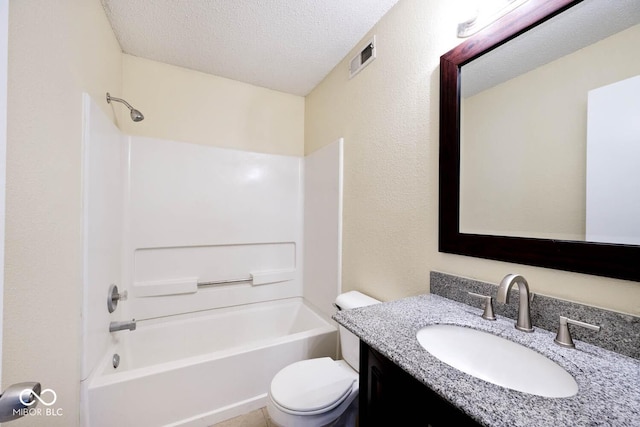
[266,291,380,427]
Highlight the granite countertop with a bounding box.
[333,293,640,427]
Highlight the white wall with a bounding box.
[303,139,343,318]
[586,75,640,245]
[81,124,306,405]
[80,94,126,383]
[126,136,304,320]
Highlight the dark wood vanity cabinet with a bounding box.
[359,341,482,427]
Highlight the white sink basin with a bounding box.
[416,324,578,398]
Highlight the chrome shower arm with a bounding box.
[106,92,134,110]
[106,92,144,122]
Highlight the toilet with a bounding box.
[266,291,380,427]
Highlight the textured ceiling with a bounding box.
[102,0,400,96]
[462,0,640,97]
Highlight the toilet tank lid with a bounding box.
[335,291,380,310]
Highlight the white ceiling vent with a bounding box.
[349,36,376,79]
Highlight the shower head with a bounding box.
[129,108,144,122]
[106,92,144,122]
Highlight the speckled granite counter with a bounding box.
[333,294,640,427]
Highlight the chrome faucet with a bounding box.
[109,319,136,333]
[496,274,533,332]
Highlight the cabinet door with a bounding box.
[359,341,481,427]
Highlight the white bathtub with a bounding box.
[83,298,337,427]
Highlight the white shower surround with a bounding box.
[125,135,305,320]
[80,94,344,425]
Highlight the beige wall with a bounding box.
[3,3,639,427]
[5,1,122,426]
[121,54,304,156]
[461,23,640,240]
[305,0,640,316]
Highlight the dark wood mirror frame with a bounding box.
[439,0,640,282]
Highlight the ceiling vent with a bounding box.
[349,36,376,79]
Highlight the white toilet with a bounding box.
[266,291,380,427]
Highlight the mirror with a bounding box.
[439,0,640,282]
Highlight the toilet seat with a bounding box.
[270,358,357,415]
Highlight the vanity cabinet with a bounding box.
[359,341,481,427]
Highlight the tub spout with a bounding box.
[109,319,136,333]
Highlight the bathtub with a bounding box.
[83,298,337,427]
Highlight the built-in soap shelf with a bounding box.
[133,269,296,298]
[132,242,297,298]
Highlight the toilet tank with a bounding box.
[335,291,380,372]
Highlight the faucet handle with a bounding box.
[467,292,497,321]
[554,316,601,348]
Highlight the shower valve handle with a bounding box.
[107,284,127,313]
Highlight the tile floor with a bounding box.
[210,408,276,427]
